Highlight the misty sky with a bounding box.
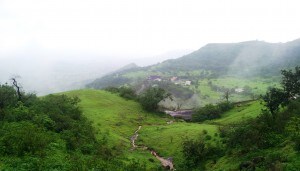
[1,0,300,94]
[1,0,300,58]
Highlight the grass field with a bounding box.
[62,89,166,169]
[61,89,264,170]
[138,122,220,165]
[211,77,279,95]
[212,101,263,125]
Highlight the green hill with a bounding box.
[87,39,300,108]
[1,85,298,170]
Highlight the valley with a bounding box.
[2,1,300,170]
[62,89,264,170]
[87,40,300,109]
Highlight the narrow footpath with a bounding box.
[130,125,175,170]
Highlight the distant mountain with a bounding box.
[112,63,139,73]
[132,49,194,66]
[158,39,300,77]
[88,39,300,89]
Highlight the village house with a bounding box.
[184,80,191,86]
[148,75,162,82]
[235,88,244,93]
[170,76,178,82]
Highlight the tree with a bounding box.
[262,66,300,116]
[118,86,136,100]
[262,88,288,115]
[223,89,230,102]
[11,77,23,101]
[0,84,18,109]
[192,104,221,122]
[138,87,171,112]
[182,138,207,168]
[281,66,300,98]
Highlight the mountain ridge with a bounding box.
[88,38,300,90]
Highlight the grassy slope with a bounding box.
[138,123,220,166]
[212,101,263,125]
[62,89,264,170]
[211,77,279,94]
[62,89,166,169]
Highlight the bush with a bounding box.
[104,86,120,93]
[205,135,212,140]
[182,138,223,169]
[118,86,137,100]
[0,83,126,170]
[0,121,54,156]
[217,101,234,112]
[138,87,170,112]
[192,102,233,122]
[192,104,221,122]
[0,84,18,109]
[104,86,137,100]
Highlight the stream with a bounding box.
[130,125,175,170]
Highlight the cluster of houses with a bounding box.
[147,75,246,93]
[147,75,192,86]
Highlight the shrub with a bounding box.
[205,135,212,140]
[192,104,221,122]
[138,87,170,112]
[118,86,137,100]
[217,101,234,112]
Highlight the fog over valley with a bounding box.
[1,0,300,95]
[1,0,300,170]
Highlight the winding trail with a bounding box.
[130,125,175,170]
[131,126,141,148]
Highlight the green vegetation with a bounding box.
[63,89,220,170]
[138,87,171,112]
[1,66,300,170]
[105,86,137,100]
[88,40,300,109]
[62,89,166,169]
[0,84,118,170]
[213,101,262,124]
[176,67,300,170]
[192,102,234,122]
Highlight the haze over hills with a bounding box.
[88,39,300,108]
[0,49,192,95]
[89,38,300,87]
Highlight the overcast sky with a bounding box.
[1,0,300,59]
[1,0,300,94]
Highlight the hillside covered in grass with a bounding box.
[1,80,300,170]
[65,88,300,170]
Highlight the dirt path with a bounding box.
[130,125,175,170]
[151,151,174,170]
[130,126,141,148]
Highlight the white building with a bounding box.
[184,81,191,86]
[235,88,244,93]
